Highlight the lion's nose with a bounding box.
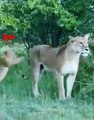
[85,48,89,51]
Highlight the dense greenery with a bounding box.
[0,0,94,46]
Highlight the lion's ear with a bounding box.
[69,36,74,39]
[84,34,89,41]
[69,36,75,43]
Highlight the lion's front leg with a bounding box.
[55,74,65,101]
[66,74,76,99]
[0,67,9,82]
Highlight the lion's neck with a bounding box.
[58,47,80,68]
[65,48,80,62]
[58,47,81,75]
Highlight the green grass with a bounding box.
[0,60,94,120]
[0,96,94,120]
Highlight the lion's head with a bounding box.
[68,35,90,57]
[0,47,22,67]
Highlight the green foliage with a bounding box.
[0,0,94,46]
[0,0,77,46]
[28,0,76,29]
[61,0,94,35]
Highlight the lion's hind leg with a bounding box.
[31,62,41,97]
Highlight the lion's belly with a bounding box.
[61,62,79,75]
[44,65,53,72]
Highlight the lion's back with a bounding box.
[30,45,59,68]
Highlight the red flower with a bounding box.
[9,35,14,40]
[2,34,9,41]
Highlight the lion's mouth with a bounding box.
[81,53,88,56]
[81,51,90,57]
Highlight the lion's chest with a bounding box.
[61,61,79,75]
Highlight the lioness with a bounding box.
[29,35,90,100]
[0,47,22,82]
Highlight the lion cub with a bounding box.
[0,47,22,82]
[29,35,90,100]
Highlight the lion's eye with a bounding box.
[80,42,83,45]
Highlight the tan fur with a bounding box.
[29,35,90,100]
[0,48,22,82]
